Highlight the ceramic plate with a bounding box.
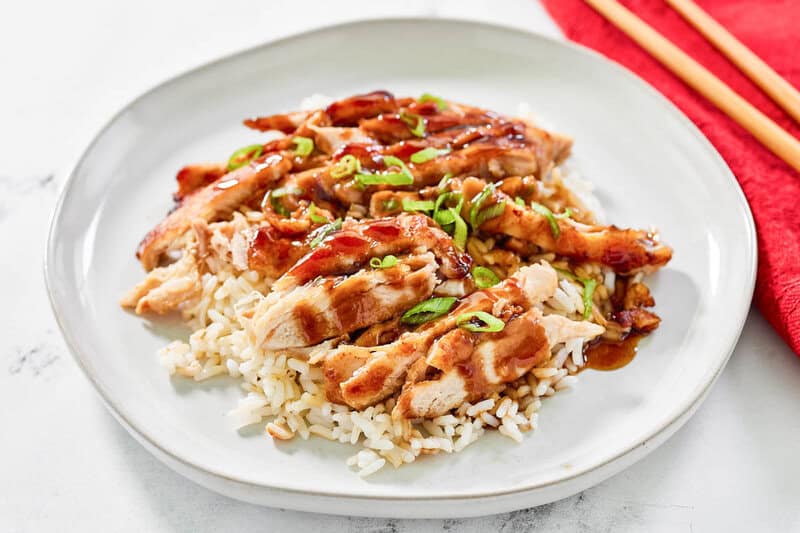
[46,19,756,518]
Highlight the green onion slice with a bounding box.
[382,155,414,179]
[266,186,302,216]
[554,267,577,281]
[330,155,361,179]
[581,278,597,320]
[515,196,526,207]
[271,186,304,198]
[292,136,314,157]
[402,198,435,213]
[531,201,560,239]
[410,147,450,164]
[399,111,426,137]
[308,202,329,224]
[433,192,463,227]
[474,201,506,229]
[468,184,496,229]
[227,144,263,171]
[553,207,573,220]
[456,311,505,333]
[451,208,468,250]
[401,297,457,325]
[354,172,414,187]
[472,266,501,289]
[309,218,342,248]
[382,198,400,211]
[419,93,448,110]
[438,172,453,190]
[370,255,398,269]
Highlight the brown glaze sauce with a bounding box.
[583,334,644,371]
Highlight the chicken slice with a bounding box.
[326,263,558,409]
[174,163,227,201]
[120,253,200,314]
[137,154,292,271]
[250,253,439,350]
[273,214,472,291]
[459,178,672,274]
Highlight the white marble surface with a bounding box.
[2,1,799,531]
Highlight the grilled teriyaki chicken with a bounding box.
[123,91,672,420]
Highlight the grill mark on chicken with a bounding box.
[458,177,672,274]
[326,263,559,410]
[137,154,292,271]
[251,253,440,350]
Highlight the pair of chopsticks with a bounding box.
[584,0,800,173]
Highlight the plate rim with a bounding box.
[45,17,757,502]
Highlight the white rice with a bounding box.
[158,254,591,476]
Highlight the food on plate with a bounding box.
[121,91,671,476]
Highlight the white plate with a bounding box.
[46,19,756,518]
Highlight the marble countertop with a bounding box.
[2,1,798,531]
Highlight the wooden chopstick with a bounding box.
[584,0,800,173]
[666,0,800,125]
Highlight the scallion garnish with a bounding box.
[309,218,342,248]
[383,198,400,211]
[456,311,505,332]
[400,297,457,325]
[433,192,463,227]
[292,136,314,157]
[308,202,329,224]
[451,208,468,250]
[354,172,414,187]
[271,186,304,198]
[419,93,448,110]
[370,255,398,269]
[382,155,414,180]
[265,186,303,216]
[227,144,263,171]
[531,201,560,239]
[399,111,426,137]
[330,154,361,179]
[410,147,450,164]
[468,184,496,229]
[402,198,435,213]
[581,278,597,320]
[438,172,453,190]
[554,267,577,281]
[515,196,526,207]
[474,201,506,229]
[472,266,501,289]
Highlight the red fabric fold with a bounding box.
[542,0,800,356]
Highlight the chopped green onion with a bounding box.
[370,255,398,269]
[438,172,453,190]
[419,92,448,110]
[330,155,361,179]
[531,201,560,239]
[456,311,505,333]
[433,191,463,227]
[472,266,501,289]
[382,198,400,211]
[410,147,450,164]
[266,186,303,216]
[354,172,414,186]
[402,198,435,213]
[309,218,342,248]
[227,144,263,171]
[308,202,329,224]
[401,297,457,325]
[468,184,496,229]
[451,208,468,250]
[474,201,506,229]
[515,196,526,207]
[581,278,597,320]
[292,136,314,157]
[382,155,414,180]
[554,207,573,220]
[399,111,426,137]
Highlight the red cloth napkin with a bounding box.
[542,0,800,356]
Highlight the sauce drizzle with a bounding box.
[583,334,643,371]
